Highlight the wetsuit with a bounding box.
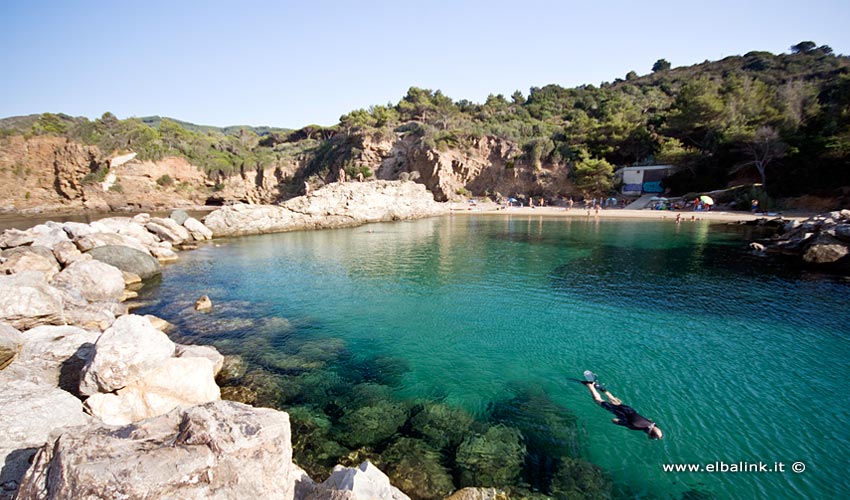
[600,401,656,433]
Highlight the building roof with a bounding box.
[617,165,675,172]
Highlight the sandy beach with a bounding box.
[449,203,803,223]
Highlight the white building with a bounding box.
[617,165,675,195]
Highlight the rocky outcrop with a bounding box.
[0,381,92,498]
[755,210,850,271]
[360,132,569,202]
[0,135,301,212]
[18,401,301,500]
[0,135,105,212]
[204,180,447,237]
[0,324,99,499]
[0,195,437,499]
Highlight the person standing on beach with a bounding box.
[339,168,346,183]
[304,181,310,197]
[751,199,759,212]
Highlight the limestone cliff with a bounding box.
[0,136,303,212]
[346,132,572,202]
[0,131,573,213]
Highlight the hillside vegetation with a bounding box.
[2,41,848,207]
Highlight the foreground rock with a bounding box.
[204,180,447,237]
[308,461,411,500]
[18,401,303,500]
[754,210,850,271]
[79,314,221,425]
[0,272,65,330]
[0,381,92,498]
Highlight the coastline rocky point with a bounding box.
[750,209,850,270]
[0,181,444,500]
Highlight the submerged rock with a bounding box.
[408,402,476,451]
[337,400,408,449]
[455,425,526,488]
[379,437,454,500]
[444,488,509,500]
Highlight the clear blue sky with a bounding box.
[2,0,848,129]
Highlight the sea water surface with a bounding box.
[135,215,850,499]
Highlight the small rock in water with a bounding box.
[194,295,212,311]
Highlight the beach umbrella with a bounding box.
[700,195,714,205]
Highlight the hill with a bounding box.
[1,40,848,211]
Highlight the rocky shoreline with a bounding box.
[747,210,850,272]
[0,181,451,500]
[4,177,842,499]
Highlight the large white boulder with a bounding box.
[74,231,150,254]
[0,272,65,330]
[51,260,125,303]
[310,461,411,500]
[79,314,176,395]
[84,356,220,425]
[176,343,225,375]
[0,380,92,497]
[183,216,213,240]
[18,401,298,500]
[0,250,60,280]
[0,325,99,387]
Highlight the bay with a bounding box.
[134,215,850,499]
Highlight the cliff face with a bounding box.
[1,132,573,213]
[361,133,572,202]
[0,136,104,212]
[0,136,301,212]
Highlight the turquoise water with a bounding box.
[135,215,850,499]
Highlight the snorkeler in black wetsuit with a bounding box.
[584,378,664,440]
